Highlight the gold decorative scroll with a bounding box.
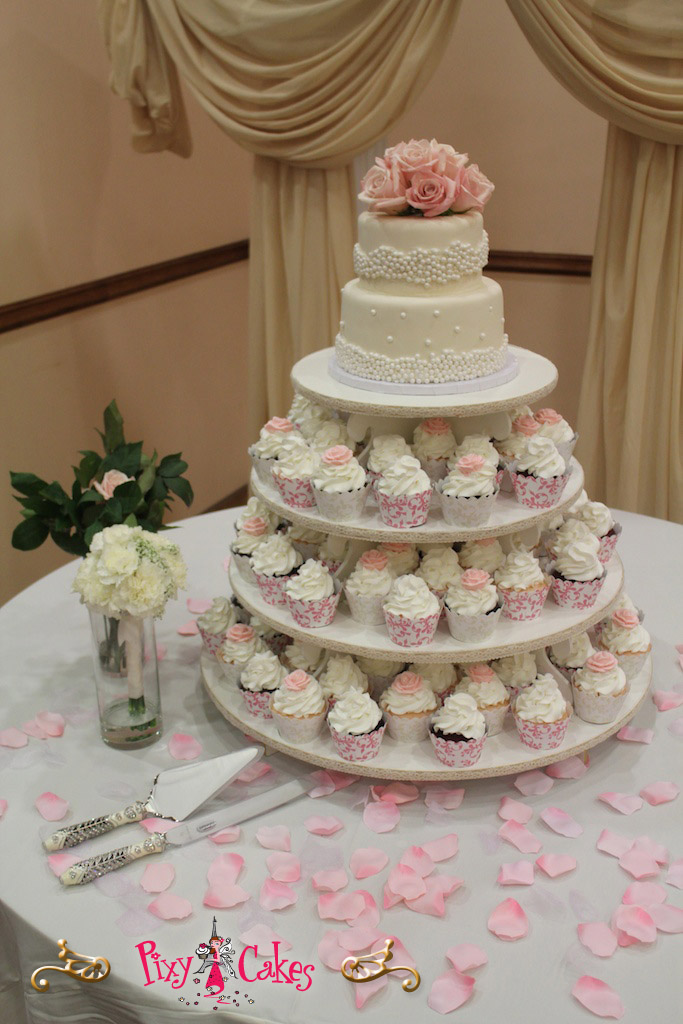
[31,938,111,992]
[341,938,420,992]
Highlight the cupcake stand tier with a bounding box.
[202,651,651,782]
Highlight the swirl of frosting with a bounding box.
[236,497,279,533]
[554,536,604,582]
[383,575,440,619]
[220,626,265,666]
[285,559,335,601]
[287,391,315,424]
[461,675,509,708]
[613,609,639,630]
[319,538,348,567]
[492,652,537,689]
[600,615,651,654]
[512,415,541,438]
[549,631,595,669]
[378,542,419,575]
[467,663,495,684]
[242,516,268,537]
[310,419,352,453]
[413,418,456,460]
[380,673,437,714]
[550,518,597,556]
[297,404,336,440]
[318,654,369,699]
[495,550,546,590]
[450,435,500,468]
[198,597,235,635]
[240,651,287,692]
[534,408,575,444]
[232,526,271,555]
[514,675,568,723]
[441,455,497,497]
[345,553,395,598]
[496,431,531,461]
[251,535,302,577]
[416,546,462,592]
[356,655,405,678]
[431,693,486,739]
[265,417,295,434]
[407,661,457,694]
[328,690,383,735]
[573,652,627,696]
[313,448,366,493]
[514,436,566,479]
[459,538,505,573]
[275,444,320,480]
[377,455,431,497]
[272,671,326,715]
[251,421,302,459]
[573,501,614,538]
[367,434,411,473]
[360,550,389,571]
[446,572,498,615]
[565,488,589,517]
[284,639,326,672]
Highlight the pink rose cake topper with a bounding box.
[456,454,487,476]
[468,662,495,683]
[512,415,540,438]
[392,671,424,695]
[359,550,389,571]
[226,624,254,644]
[283,669,312,692]
[612,609,639,630]
[585,651,619,673]
[460,569,491,591]
[322,445,353,466]
[534,408,563,426]
[241,516,267,537]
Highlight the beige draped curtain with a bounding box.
[99,0,461,432]
[507,0,683,522]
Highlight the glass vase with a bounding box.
[88,609,162,748]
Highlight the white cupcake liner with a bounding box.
[498,458,514,492]
[329,722,386,762]
[437,485,499,527]
[312,484,369,522]
[478,702,509,737]
[286,587,341,628]
[272,472,316,509]
[555,432,579,465]
[254,571,290,607]
[240,687,275,719]
[444,601,502,642]
[510,470,570,509]
[572,683,628,724]
[249,450,278,485]
[598,645,650,682]
[383,607,441,647]
[383,707,433,742]
[376,488,432,528]
[216,655,243,687]
[550,571,606,610]
[598,524,622,565]
[345,587,391,626]
[498,580,550,621]
[419,456,450,483]
[430,730,486,767]
[231,549,257,585]
[513,708,571,750]
[198,626,228,657]
[270,702,327,743]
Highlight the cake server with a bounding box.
[59,776,313,886]
[43,746,263,852]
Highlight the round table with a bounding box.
[1,507,681,1024]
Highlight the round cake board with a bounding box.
[328,349,519,395]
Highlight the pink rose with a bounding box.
[534,408,563,426]
[421,417,451,435]
[431,141,469,179]
[226,624,255,644]
[283,669,311,692]
[512,415,540,438]
[381,543,411,553]
[92,469,134,500]
[450,163,495,213]
[460,569,491,591]
[322,445,353,466]
[264,417,294,434]
[241,516,267,537]
[358,163,408,214]
[468,662,495,683]
[457,454,487,476]
[585,651,619,674]
[384,139,439,178]
[359,550,389,571]
[406,170,457,218]
[613,609,639,630]
[392,671,423,695]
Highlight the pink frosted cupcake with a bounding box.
[449,434,502,476]
[197,597,237,656]
[547,631,595,684]
[216,624,266,686]
[412,417,456,482]
[234,496,279,535]
[572,651,629,724]
[456,663,509,736]
[272,444,320,509]
[570,501,622,565]
[509,436,569,509]
[356,656,406,698]
[444,569,502,642]
[407,661,457,704]
[345,549,396,625]
[251,534,303,606]
[285,559,340,627]
[458,537,505,575]
[496,414,540,490]
[598,609,651,680]
[437,455,499,527]
[249,417,302,483]
[270,670,327,742]
[230,516,271,583]
[513,674,571,749]
[534,408,578,464]
[429,692,487,767]
[328,690,385,761]
[238,650,287,718]
[379,671,438,741]
[312,446,369,521]
[376,456,432,528]
[550,530,606,609]
[383,575,441,647]
[495,550,550,621]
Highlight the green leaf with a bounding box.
[136,462,157,497]
[77,488,101,506]
[16,494,60,517]
[102,400,125,453]
[101,498,123,523]
[158,454,188,478]
[12,516,49,550]
[146,499,167,530]
[166,476,194,506]
[123,513,138,527]
[10,471,46,496]
[112,480,143,515]
[40,481,71,506]
[100,441,143,477]
[50,530,87,556]
[84,521,103,550]
[73,451,102,489]
[150,476,168,501]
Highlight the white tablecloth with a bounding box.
[1,508,682,1024]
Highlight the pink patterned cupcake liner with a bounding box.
[383,708,433,742]
[498,581,550,621]
[420,456,449,483]
[383,608,441,648]
[478,702,509,737]
[510,470,569,509]
[555,432,578,465]
[231,550,257,585]
[249,451,277,485]
[329,723,386,762]
[444,603,502,642]
[345,587,392,626]
[286,588,341,628]
[513,710,571,750]
[320,556,343,574]
[572,684,628,725]
[376,488,432,528]
[598,524,622,565]
[272,472,316,509]
[270,704,327,743]
[550,572,606,609]
[430,730,486,767]
[437,486,499,527]
[254,571,290,607]
[312,484,369,522]
[240,687,275,719]
[198,626,228,657]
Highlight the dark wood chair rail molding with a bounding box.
[0,242,591,336]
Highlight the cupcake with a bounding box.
[287,393,334,436]
[407,661,457,703]
[283,638,327,675]
[197,597,237,656]
[235,496,279,535]
[312,446,369,521]
[285,525,326,561]
[249,417,302,483]
[457,663,510,736]
[458,537,505,574]
[328,690,385,762]
[318,537,349,574]
[438,455,499,526]
[491,652,538,700]
[598,609,651,679]
[548,631,596,683]
[251,534,303,606]
[355,656,406,697]
[509,437,569,509]
[367,434,412,492]
[449,434,501,472]
[415,545,462,600]
[412,418,456,482]
[309,417,354,453]
[534,408,578,464]
[272,444,320,509]
[429,693,487,766]
[444,569,502,642]
[495,550,550,621]
[572,651,629,724]
[249,614,290,658]
[544,517,594,561]
[345,549,395,625]
[238,650,287,718]
[318,654,369,705]
[550,531,606,609]
[495,415,540,487]
[379,671,438,741]
[383,575,442,647]
[569,501,622,565]
[270,670,327,742]
[285,559,340,627]
[513,674,571,749]
[378,542,420,576]
[230,516,271,583]
[217,624,266,686]
[376,455,432,528]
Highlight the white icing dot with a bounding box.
[400,311,407,319]
[479,332,486,340]
[433,310,440,318]
[454,326,461,333]
[488,305,493,312]
[370,309,377,316]
[386,336,393,344]
[425,339,432,347]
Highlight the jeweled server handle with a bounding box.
[43,801,148,852]
[59,833,167,886]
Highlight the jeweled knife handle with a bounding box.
[59,833,167,886]
[43,800,148,851]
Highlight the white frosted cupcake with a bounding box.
[249,417,302,483]
[318,654,369,705]
[376,455,433,528]
[197,597,237,656]
[495,550,550,621]
[235,497,279,535]
[312,445,368,521]
[217,625,266,686]
[491,652,538,700]
[231,516,271,583]
[407,661,457,704]
[430,692,487,766]
[383,575,442,647]
[438,455,499,526]
[367,434,412,492]
[379,671,438,741]
[548,631,596,683]
[598,609,651,679]
[545,517,594,561]
[285,559,340,627]
[249,614,290,659]
[238,650,287,718]
[309,418,353,454]
[355,656,406,697]
[328,690,385,761]
[270,669,327,742]
[412,417,456,481]
[345,549,395,625]
[285,524,326,561]
[287,393,334,436]
[444,569,502,642]
[550,530,606,609]
[457,663,509,736]
[572,651,629,724]
[449,434,501,471]
[534,408,578,464]
[272,444,320,509]
[378,542,420,576]
[283,638,327,675]
[459,537,505,574]
[570,501,622,564]
[415,545,462,600]
[496,415,540,488]
[509,436,569,509]
[251,534,303,606]
[513,674,571,749]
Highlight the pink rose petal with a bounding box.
[256,825,290,851]
[617,846,660,880]
[398,846,435,878]
[545,755,588,779]
[572,976,624,1019]
[372,782,420,804]
[612,904,657,943]
[260,878,297,910]
[632,836,668,865]
[578,922,618,958]
[176,619,199,636]
[653,689,683,711]
[23,719,48,739]
[403,875,462,918]
[355,974,388,1009]
[350,847,389,879]
[498,796,532,823]
[207,852,244,885]
[47,852,78,877]
[498,820,542,853]
[423,786,465,810]
[140,862,175,893]
[648,903,683,933]
[312,868,348,892]
[665,858,683,889]
[498,861,535,886]
[234,761,273,783]
[363,800,400,833]
[0,727,28,748]
[487,898,529,940]
[239,924,291,957]
[187,597,213,614]
[308,769,357,798]
[317,930,347,970]
[35,792,69,821]
[616,725,653,743]
[203,882,249,908]
[596,829,632,858]
[148,892,192,920]
[421,833,459,862]
[304,815,343,836]
[445,944,488,972]
[168,732,202,760]
[535,854,577,878]
[387,864,427,901]
[35,711,66,737]
[139,817,176,834]
[514,770,554,796]
[640,781,679,806]
[598,792,643,815]
[338,926,384,952]
[354,890,380,928]
[539,806,583,838]
[318,891,366,923]
[209,826,241,844]
[428,969,475,1014]
[383,883,403,909]
[622,881,667,905]
[266,852,300,882]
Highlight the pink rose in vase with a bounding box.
[92,469,135,500]
[406,170,458,218]
[451,163,495,213]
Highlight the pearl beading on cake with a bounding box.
[352,232,489,288]
[335,335,508,384]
